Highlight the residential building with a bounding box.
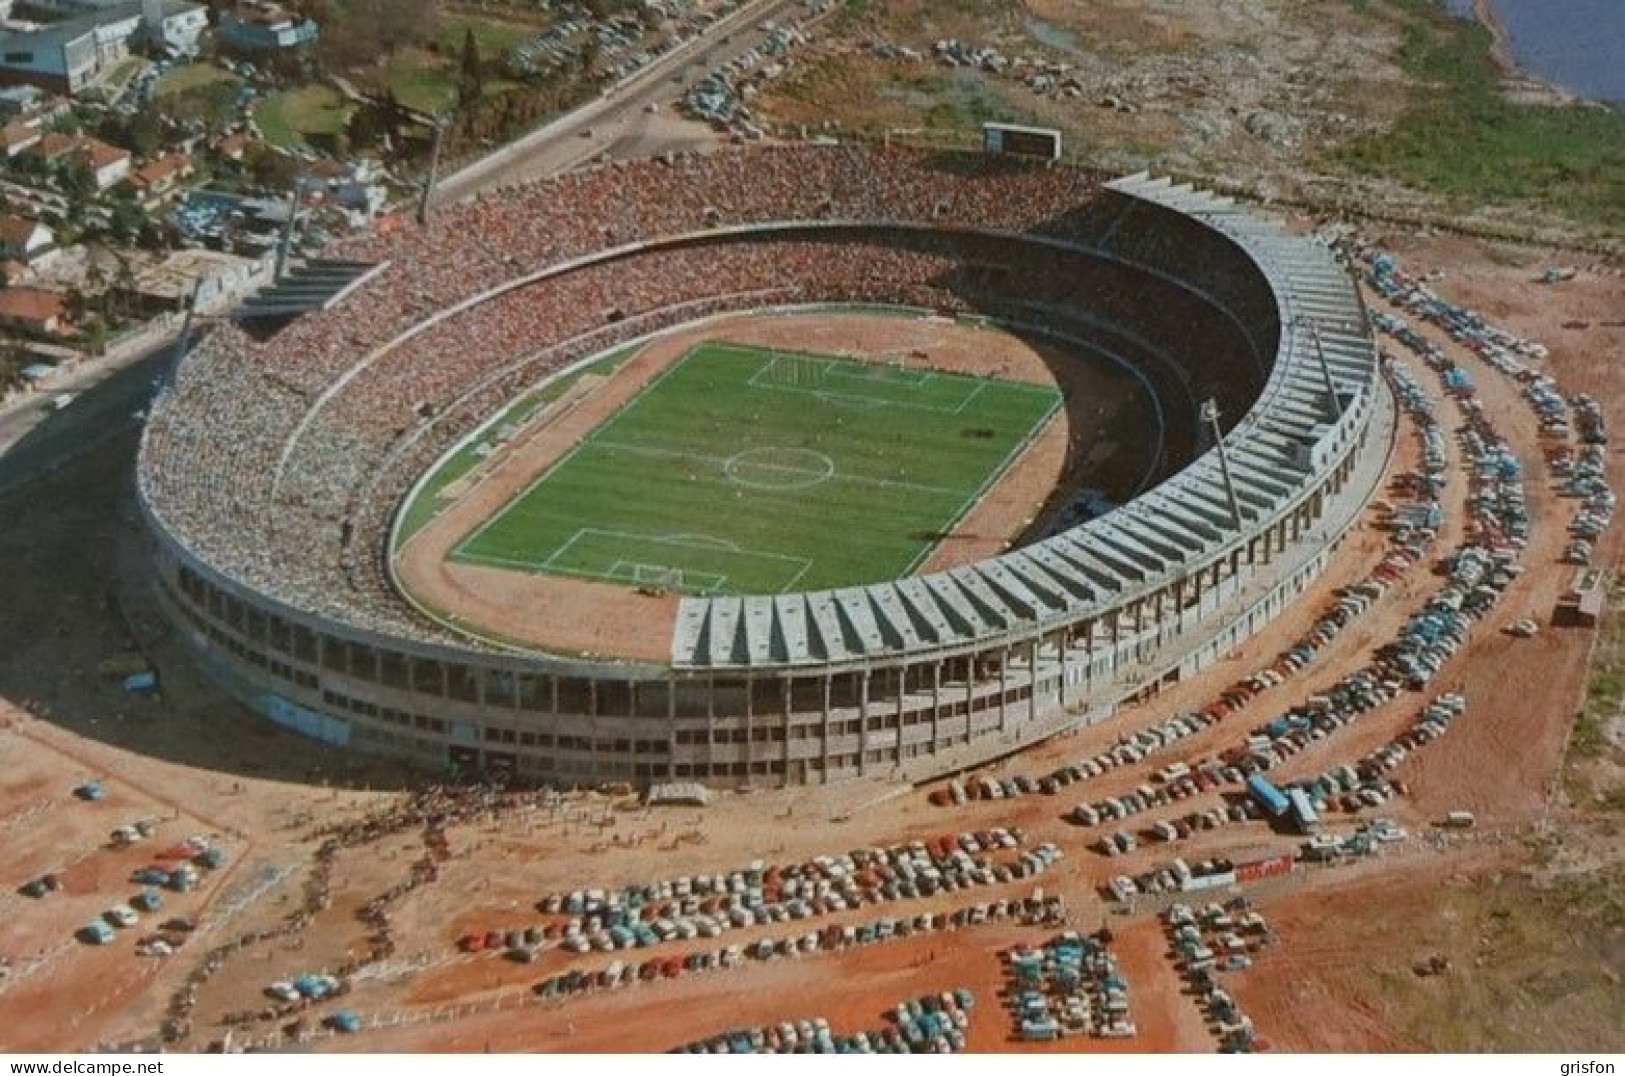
[115,247,267,314]
[0,284,69,333]
[0,84,43,117]
[0,118,39,156]
[129,149,191,200]
[220,1,316,53]
[0,213,54,262]
[77,135,129,188]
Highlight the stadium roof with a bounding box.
[669,175,1377,670]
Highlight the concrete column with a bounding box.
[998,647,1011,734]
[744,674,754,784]
[666,679,677,780]
[782,678,793,786]
[1027,638,1039,726]
[820,674,832,784]
[857,671,871,775]
[936,663,949,754]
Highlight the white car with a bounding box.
[265,981,300,1002]
[105,905,139,929]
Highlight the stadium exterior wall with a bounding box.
[141,382,1384,787]
[137,178,1385,789]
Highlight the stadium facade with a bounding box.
[136,147,1386,788]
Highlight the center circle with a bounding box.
[722,446,837,492]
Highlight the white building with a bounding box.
[0,0,205,94]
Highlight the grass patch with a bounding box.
[155,63,241,98]
[254,85,351,150]
[437,16,539,56]
[1334,0,1625,233]
[397,344,645,541]
[448,342,1060,595]
[1365,870,1625,1051]
[384,50,458,114]
[1564,581,1625,805]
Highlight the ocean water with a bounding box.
[1442,0,1625,103]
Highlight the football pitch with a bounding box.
[449,342,1062,595]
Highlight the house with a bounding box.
[0,84,44,118]
[220,1,317,53]
[213,130,251,163]
[29,130,77,164]
[0,284,69,334]
[114,247,267,315]
[0,119,40,157]
[77,136,130,189]
[0,213,54,262]
[129,150,191,200]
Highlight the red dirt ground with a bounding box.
[393,311,1154,659]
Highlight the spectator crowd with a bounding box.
[139,143,1275,643]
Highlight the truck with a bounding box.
[1287,788,1320,834]
[1246,774,1290,817]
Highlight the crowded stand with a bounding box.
[139,143,1282,644]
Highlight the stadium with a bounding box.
[135,143,1386,788]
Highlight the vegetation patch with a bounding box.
[254,85,353,150]
[154,63,242,98]
[1335,0,1625,234]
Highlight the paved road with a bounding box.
[0,339,173,499]
[432,0,812,205]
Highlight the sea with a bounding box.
[1441,0,1625,103]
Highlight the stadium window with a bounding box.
[517,674,548,711]
[411,658,444,695]
[347,642,377,681]
[445,665,478,703]
[380,652,410,690]
[483,670,516,709]
[598,682,631,717]
[557,679,590,714]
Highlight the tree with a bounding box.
[84,317,107,357]
[62,162,97,202]
[0,340,27,395]
[457,26,483,108]
[108,198,146,247]
[112,257,138,320]
[243,143,301,192]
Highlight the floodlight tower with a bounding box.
[1201,398,1244,531]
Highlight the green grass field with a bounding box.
[449,343,1061,596]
